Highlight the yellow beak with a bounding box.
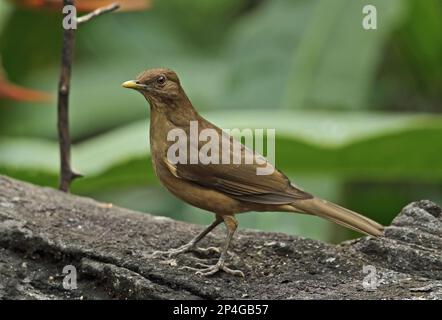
[122,80,143,90]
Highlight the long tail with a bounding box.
[291,197,384,237]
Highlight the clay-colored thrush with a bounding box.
[122,68,384,277]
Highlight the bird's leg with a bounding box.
[181,215,244,277]
[151,216,222,258]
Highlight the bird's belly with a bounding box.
[166,178,243,214]
[153,161,243,214]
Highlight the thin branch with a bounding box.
[58,0,78,192]
[57,1,119,192]
[77,3,120,25]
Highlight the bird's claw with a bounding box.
[151,244,192,258]
[180,262,244,277]
[192,246,220,255]
[151,245,220,259]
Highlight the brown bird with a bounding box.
[122,68,384,277]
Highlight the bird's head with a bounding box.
[122,68,183,103]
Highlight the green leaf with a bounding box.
[224,0,406,110]
[0,2,12,34]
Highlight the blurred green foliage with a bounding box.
[0,0,441,243]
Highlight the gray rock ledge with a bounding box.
[0,175,441,300]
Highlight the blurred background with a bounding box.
[0,0,441,243]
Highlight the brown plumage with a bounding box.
[122,68,384,277]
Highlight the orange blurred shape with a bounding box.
[0,77,52,103]
[11,0,152,12]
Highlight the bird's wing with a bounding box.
[163,130,312,205]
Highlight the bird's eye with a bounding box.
[156,75,166,85]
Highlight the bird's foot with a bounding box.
[180,262,244,277]
[151,244,219,259]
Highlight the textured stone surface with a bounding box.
[0,175,441,299]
